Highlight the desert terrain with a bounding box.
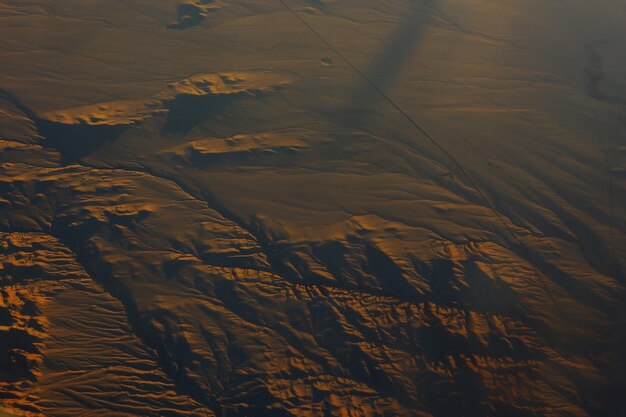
[1,0,625,416]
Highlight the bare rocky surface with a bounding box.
[1,1,625,416]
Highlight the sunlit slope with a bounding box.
[0,231,209,416]
[1,0,625,416]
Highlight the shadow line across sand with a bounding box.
[346,1,433,122]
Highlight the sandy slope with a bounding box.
[1,0,625,416]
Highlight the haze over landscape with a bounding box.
[1,0,625,416]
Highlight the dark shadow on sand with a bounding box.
[344,2,433,124]
[161,93,234,136]
[38,120,128,162]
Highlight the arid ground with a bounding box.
[1,1,625,416]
